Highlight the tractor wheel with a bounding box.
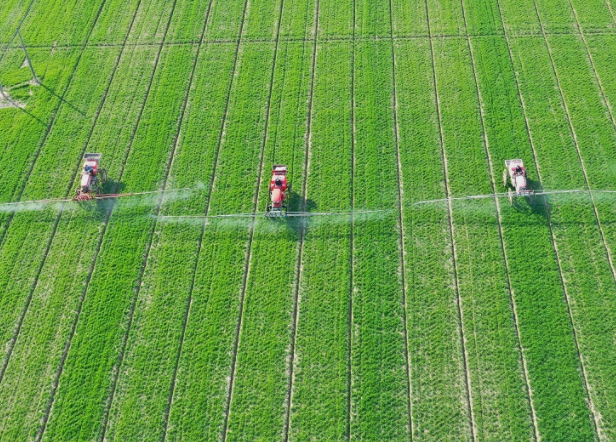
[503,168,508,188]
[99,168,108,183]
[508,190,513,206]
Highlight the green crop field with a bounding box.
[2,0,616,440]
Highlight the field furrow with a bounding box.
[508,34,615,440]
[288,41,352,441]
[394,38,469,441]
[35,0,197,437]
[224,13,315,442]
[350,40,410,441]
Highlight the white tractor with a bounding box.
[503,159,533,204]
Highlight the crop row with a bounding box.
[223,35,313,442]
[393,38,469,441]
[433,34,539,441]
[0,0,185,437]
[288,39,352,441]
[470,32,596,440]
[508,32,616,439]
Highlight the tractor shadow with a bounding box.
[510,178,548,218]
[76,179,126,219]
[275,193,317,237]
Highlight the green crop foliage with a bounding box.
[2,1,616,441]
[289,41,352,441]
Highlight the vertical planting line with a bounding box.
[532,1,602,438]
[346,0,356,438]
[490,1,544,439]
[220,0,287,438]
[0,0,110,389]
[91,0,191,438]
[282,0,320,440]
[387,0,414,438]
[165,0,253,435]
[423,1,476,440]
[34,0,153,438]
[566,0,616,286]
[158,1,217,440]
[460,0,540,439]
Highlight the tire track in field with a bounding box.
[281,1,320,440]
[12,29,616,52]
[566,0,616,285]
[17,0,149,434]
[387,0,414,438]
[423,1,476,440]
[346,0,356,439]
[220,0,287,438]
[153,0,219,438]
[459,1,540,440]
[0,0,110,389]
[530,1,603,438]
[90,1,207,440]
[36,1,182,440]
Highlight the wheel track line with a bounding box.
[460,1,540,440]
[219,0,286,438]
[387,0,414,438]
[0,0,111,389]
[566,0,616,287]
[532,0,602,438]
[423,1,476,440]
[282,0,319,439]
[34,1,179,439]
[346,0,356,438]
[33,0,155,437]
[156,0,217,438]
[13,29,616,51]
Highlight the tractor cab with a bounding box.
[75,153,107,201]
[267,165,289,216]
[503,159,533,204]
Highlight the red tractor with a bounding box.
[503,159,532,204]
[75,153,107,201]
[266,165,289,217]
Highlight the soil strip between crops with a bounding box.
[282,0,320,440]
[0,0,110,399]
[531,0,602,438]
[220,0,286,438]
[424,0,476,440]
